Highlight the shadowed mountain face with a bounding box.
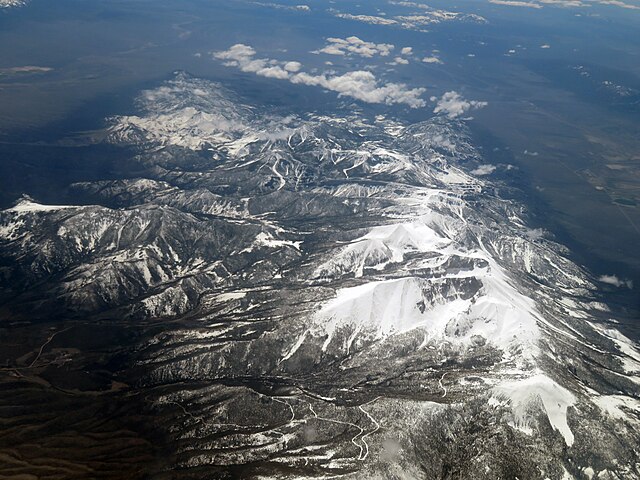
[0,73,639,479]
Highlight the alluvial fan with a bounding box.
[0,73,639,479]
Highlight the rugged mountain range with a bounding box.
[0,72,638,479]
[0,0,25,9]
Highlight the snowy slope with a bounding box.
[3,73,639,479]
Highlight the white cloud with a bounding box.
[213,44,427,108]
[488,0,635,8]
[257,66,291,79]
[317,36,395,57]
[284,61,302,72]
[471,164,497,175]
[213,43,255,60]
[489,0,542,7]
[0,65,53,74]
[333,7,486,29]
[431,91,488,118]
[318,45,345,56]
[396,12,487,28]
[213,44,266,73]
[540,44,551,48]
[401,46,413,55]
[253,2,311,11]
[422,56,443,64]
[598,275,634,289]
[213,46,293,79]
[391,56,410,64]
[334,13,399,25]
[597,0,639,9]
[291,70,426,107]
[540,0,586,6]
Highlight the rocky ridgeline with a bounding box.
[0,73,638,479]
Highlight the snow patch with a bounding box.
[215,291,247,303]
[493,374,576,446]
[315,220,450,278]
[593,394,640,422]
[243,231,303,252]
[7,199,76,213]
